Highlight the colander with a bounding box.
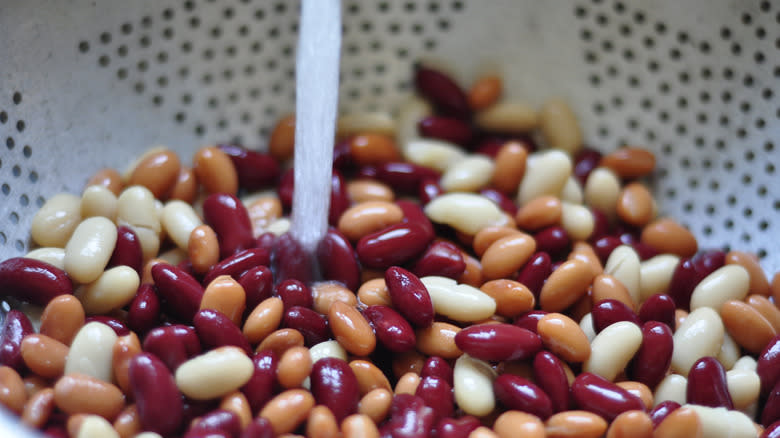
[0,0,777,435]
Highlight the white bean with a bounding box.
[77,266,140,315]
[653,374,687,406]
[639,255,680,302]
[65,322,118,382]
[733,356,758,372]
[474,102,539,134]
[560,202,594,241]
[453,354,496,417]
[584,168,621,220]
[130,225,161,263]
[25,247,66,270]
[517,150,572,206]
[81,185,118,221]
[685,405,756,438]
[579,313,596,343]
[175,346,254,400]
[77,415,119,438]
[337,112,396,139]
[604,245,641,304]
[64,217,118,284]
[559,176,584,204]
[397,96,432,153]
[583,321,643,381]
[404,139,465,173]
[420,276,496,322]
[117,186,161,233]
[424,193,505,235]
[689,265,750,311]
[440,155,494,192]
[671,307,725,376]
[266,217,291,236]
[309,340,348,364]
[726,368,761,410]
[717,331,740,370]
[31,193,81,248]
[161,200,203,250]
[134,433,164,438]
[539,98,583,154]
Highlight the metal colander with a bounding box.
[0,0,777,434]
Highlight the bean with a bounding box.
[378,393,436,438]
[468,75,502,110]
[721,299,776,354]
[116,185,160,233]
[640,218,698,258]
[21,387,55,429]
[373,163,441,198]
[193,146,238,195]
[176,346,253,400]
[453,354,496,417]
[440,155,494,192]
[592,274,635,310]
[599,147,656,179]
[727,368,761,410]
[539,259,594,312]
[479,279,535,318]
[106,226,142,275]
[395,372,422,395]
[347,179,394,204]
[747,295,780,333]
[357,388,392,424]
[39,295,85,347]
[765,381,780,427]
[616,381,654,410]
[671,307,725,376]
[688,405,756,438]
[475,101,538,134]
[584,321,642,381]
[338,201,404,242]
[349,134,401,166]
[516,252,551,299]
[408,241,463,280]
[416,322,462,359]
[0,259,71,313]
[414,65,470,119]
[654,374,688,406]
[356,222,432,269]
[259,389,315,435]
[31,193,82,248]
[77,266,139,315]
[725,251,770,296]
[604,245,641,305]
[107,333,140,395]
[25,247,66,270]
[649,400,681,426]
[237,265,275,313]
[421,276,496,322]
[384,267,434,328]
[759,335,780,398]
[481,233,537,280]
[472,227,521,257]
[425,193,506,235]
[591,299,640,333]
[348,360,391,396]
[690,265,750,311]
[302,405,340,438]
[639,255,680,301]
[76,415,120,438]
[455,323,540,361]
[151,263,204,322]
[200,275,246,326]
[628,321,674,389]
[203,193,254,259]
[127,352,182,435]
[638,293,676,328]
[417,115,473,146]
[20,334,67,379]
[615,182,654,227]
[142,324,201,372]
[0,366,26,414]
[126,149,180,199]
[491,374,552,420]
[53,374,124,419]
[537,312,591,363]
[64,217,119,285]
[362,305,415,353]
[340,413,379,438]
[188,409,241,437]
[244,194,283,236]
[65,321,117,382]
[560,202,594,242]
[243,297,284,345]
[258,329,305,356]
[517,150,572,206]
[80,185,118,223]
[686,357,734,409]
[239,350,278,415]
[572,373,644,421]
[218,144,280,191]
[168,166,197,204]
[268,114,295,162]
[487,142,528,196]
[193,309,252,354]
[545,410,608,438]
[87,168,123,196]
[316,228,361,292]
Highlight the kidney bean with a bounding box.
[193,309,252,354]
[593,236,622,264]
[409,241,466,280]
[309,357,359,422]
[273,279,312,310]
[473,136,507,157]
[217,144,280,191]
[151,263,204,322]
[84,316,129,336]
[316,228,360,292]
[418,178,443,205]
[276,168,295,211]
[417,116,473,146]
[637,293,676,328]
[420,356,453,387]
[237,417,273,438]
[532,350,570,414]
[126,284,160,335]
[272,232,316,285]
[379,393,437,438]
[666,258,698,312]
[628,321,673,389]
[759,335,780,398]
[203,193,254,259]
[374,162,441,195]
[282,306,330,346]
[142,324,201,372]
[434,416,481,438]
[686,356,734,409]
[648,400,680,427]
[328,170,351,226]
[591,299,640,333]
[203,248,271,287]
[479,188,518,216]
[574,148,602,185]
[362,305,416,353]
[235,268,273,319]
[764,421,780,438]
[236,350,277,416]
[571,372,645,421]
[128,352,183,436]
[357,222,432,269]
[107,225,142,274]
[513,310,548,333]
[763,381,780,427]
[415,375,453,422]
[0,310,34,372]
[0,258,73,307]
[533,226,570,258]
[515,252,551,299]
[395,199,433,237]
[454,323,540,362]
[495,374,553,420]
[383,266,434,328]
[187,409,241,438]
[414,65,470,119]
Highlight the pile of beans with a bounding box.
[2,64,780,438]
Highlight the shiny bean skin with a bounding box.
[539,259,594,312]
[414,65,471,119]
[0,257,74,306]
[64,217,118,284]
[629,321,674,389]
[378,393,437,438]
[362,305,416,353]
[257,329,305,356]
[416,322,462,359]
[414,375,453,422]
[468,75,502,110]
[638,293,676,329]
[599,147,656,179]
[481,233,537,280]
[357,222,432,269]
[584,321,643,381]
[65,321,117,382]
[259,389,315,435]
[606,410,653,438]
[0,366,26,414]
[40,295,85,346]
[358,388,393,424]
[453,354,496,417]
[424,193,506,236]
[341,413,380,438]
[128,353,182,436]
[220,391,253,429]
[203,193,255,259]
[188,409,241,437]
[349,360,391,396]
[493,374,553,420]
[305,404,340,438]
[764,381,780,427]
[21,387,55,429]
[194,309,252,354]
[193,146,238,195]
[107,225,143,275]
[592,274,635,311]
[241,350,278,414]
[384,267,434,328]
[31,193,82,248]
[616,381,653,410]
[479,279,535,318]
[531,351,570,414]
[243,297,284,345]
[726,251,770,296]
[591,299,640,333]
[726,368,761,410]
[316,228,361,292]
[328,302,376,356]
[78,266,139,315]
[151,263,204,322]
[346,179,395,203]
[545,411,608,438]
[409,241,466,280]
[217,144,280,191]
[440,155,494,192]
[349,134,401,166]
[516,252,552,299]
[671,307,725,376]
[338,201,404,242]
[759,335,780,398]
[640,218,698,258]
[374,162,441,195]
[491,142,528,195]
[238,265,275,313]
[200,275,246,326]
[571,373,644,421]
[283,306,330,347]
[455,324,541,361]
[686,357,734,409]
[0,311,32,373]
[87,168,123,196]
[649,400,681,426]
[175,347,254,400]
[690,264,750,311]
[275,279,313,310]
[537,312,591,363]
[53,373,124,419]
[721,299,777,354]
[747,295,780,333]
[20,334,68,379]
[142,324,201,372]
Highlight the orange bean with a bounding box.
[599,147,656,179]
[141,258,166,285]
[726,251,770,296]
[394,372,421,395]
[0,366,27,414]
[20,334,68,379]
[494,410,545,438]
[415,322,462,359]
[188,225,220,275]
[606,410,653,438]
[246,195,283,236]
[349,360,392,395]
[357,278,391,308]
[53,373,125,419]
[391,351,426,379]
[747,294,780,332]
[616,182,655,227]
[244,297,285,345]
[168,166,198,204]
[220,392,252,429]
[479,279,535,318]
[539,259,595,311]
[640,218,698,258]
[652,406,702,438]
[312,282,359,314]
[338,201,405,241]
[256,328,305,356]
[128,149,181,199]
[113,404,142,438]
[545,410,607,438]
[200,275,247,326]
[276,346,313,389]
[615,381,653,410]
[468,75,502,110]
[111,333,141,395]
[39,294,85,346]
[358,388,392,424]
[329,301,376,356]
[259,389,315,435]
[721,299,777,354]
[86,168,123,196]
[569,242,604,277]
[349,134,401,166]
[193,146,239,195]
[21,387,55,429]
[66,413,87,438]
[306,405,341,438]
[491,141,528,195]
[537,313,591,363]
[269,114,296,163]
[23,376,49,398]
[360,268,385,284]
[347,179,395,203]
[341,413,380,438]
[515,195,563,231]
[458,252,484,288]
[772,272,780,306]
[592,274,635,310]
[473,226,522,257]
[480,232,536,280]
[470,426,500,438]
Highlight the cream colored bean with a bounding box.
[175,347,253,400]
[337,112,396,139]
[453,354,496,417]
[397,96,432,152]
[685,405,756,438]
[440,155,495,192]
[689,265,750,311]
[135,433,163,438]
[65,322,118,382]
[420,276,496,322]
[726,368,760,410]
[81,185,118,221]
[604,245,641,305]
[639,255,680,302]
[475,101,539,134]
[25,247,66,270]
[128,225,160,262]
[559,176,583,204]
[517,150,572,206]
[539,98,583,154]
[117,186,161,234]
[404,139,466,172]
[64,217,117,284]
[671,307,724,376]
[31,193,82,248]
[580,313,597,342]
[583,167,621,220]
[584,321,643,381]
[717,331,740,370]
[425,193,505,235]
[653,374,687,406]
[77,415,119,438]
[560,202,594,241]
[266,217,291,236]
[733,356,757,372]
[77,266,140,314]
[309,340,348,364]
[161,200,202,250]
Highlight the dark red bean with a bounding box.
[184,431,231,438]
[418,178,443,205]
[255,232,277,255]
[237,266,274,316]
[217,144,280,191]
[329,170,351,227]
[409,241,466,280]
[385,266,434,328]
[379,393,437,438]
[282,306,330,346]
[310,357,360,422]
[479,188,518,216]
[107,225,143,273]
[589,209,610,242]
[356,165,378,180]
[142,324,202,372]
[638,294,676,329]
[533,350,570,414]
[593,236,622,264]
[616,228,638,246]
[363,305,416,353]
[241,350,278,414]
[534,226,570,258]
[375,162,441,195]
[274,279,313,310]
[127,284,161,336]
[0,257,73,306]
[513,310,548,334]
[571,372,645,421]
[692,249,726,277]
[493,374,553,420]
[0,310,34,371]
[455,324,541,361]
[415,375,453,422]
[41,426,68,438]
[574,148,602,185]
[421,356,453,386]
[591,299,640,333]
[433,416,481,438]
[84,316,130,336]
[763,387,780,429]
[272,232,315,285]
[193,309,252,354]
[277,168,294,211]
[152,263,204,322]
[188,409,241,438]
[632,242,658,261]
[418,116,473,146]
[649,400,680,427]
[332,138,355,173]
[202,248,271,286]
[357,223,432,270]
[472,136,508,157]
[181,399,218,433]
[128,352,183,436]
[515,252,551,299]
[414,65,470,119]
[762,421,780,438]
[667,258,697,312]
[317,228,360,292]
[203,193,255,259]
[397,200,435,241]
[686,356,733,409]
[240,417,274,438]
[629,321,673,389]
[759,335,780,398]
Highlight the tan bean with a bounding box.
[329,301,376,356]
[245,195,283,236]
[539,98,583,154]
[40,295,85,346]
[31,193,82,248]
[269,114,296,162]
[346,179,395,203]
[606,410,653,438]
[201,275,246,326]
[592,274,635,310]
[479,279,535,318]
[640,218,698,258]
[469,426,499,438]
[475,101,539,134]
[67,413,87,438]
[113,405,141,438]
[616,182,655,227]
[193,146,238,195]
[772,272,780,306]
[514,195,562,231]
[21,387,55,428]
[128,149,181,199]
[312,282,358,314]
[394,372,421,395]
[539,259,594,312]
[747,294,780,332]
[0,366,27,414]
[357,278,391,308]
[168,166,198,204]
[360,268,385,285]
[415,322,462,359]
[721,300,776,354]
[537,313,591,363]
[341,413,380,438]
[338,201,404,241]
[480,232,536,280]
[87,168,123,196]
[257,328,305,356]
[140,258,165,284]
[219,391,252,429]
[491,141,528,195]
[459,252,484,288]
[493,410,545,438]
[259,389,315,435]
[349,360,392,395]
[306,405,341,438]
[188,225,219,274]
[81,185,118,222]
[111,333,141,395]
[725,251,770,296]
[277,346,312,389]
[653,406,702,438]
[358,388,392,424]
[545,410,607,438]
[391,351,426,379]
[616,381,653,410]
[337,112,396,140]
[20,334,68,379]
[350,134,401,166]
[675,308,688,331]
[54,373,124,419]
[175,347,254,400]
[468,75,502,110]
[569,242,604,277]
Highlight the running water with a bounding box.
[276,0,341,283]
